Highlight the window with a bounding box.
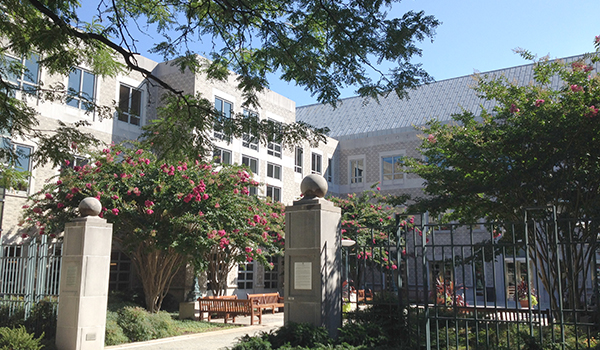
[350,159,364,184]
[238,262,254,289]
[2,54,39,93]
[267,163,281,180]
[67,68,96,110]
[326,158,333,182]
[267,120,282,158]
[264,256,279,289]
[110,251,132,292]
[249,186,258,196]
[311,153,322,175]
[382,155,404,183]
[242,109,259,151]
[294,147,303,173]
[118,84,142,126]
[214,97,233,141]
[213,148,232,164]
[242,155,258,174]
[1,138,32,191]
[266,185,281,202]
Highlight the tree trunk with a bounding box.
[130,240,183,313]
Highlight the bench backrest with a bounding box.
[200,295,238,300]
[247,292,281,305]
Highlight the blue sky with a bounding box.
[119,0,600,107]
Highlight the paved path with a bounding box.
[106,313,284,350]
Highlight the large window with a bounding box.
[213,148,232,164]
[311,153,322,175]
[3,54,39,93]
[267,163,281,180]
[266,185,281,202]
[1,138,32,191]
[382,155,404,183]
[267,120,282,158]
[264,256,279,289]
[214,97,233,141]
[242,155,258,174]
[350,159,364,184]
[238,262,254,289]
[118,84,142,126]
[294,147,303,173]
[67,68,96,110]
[242,109,259,151]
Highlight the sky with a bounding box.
[109,0,600,107]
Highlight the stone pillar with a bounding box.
[284,175,341,337]
[56,198,113,350]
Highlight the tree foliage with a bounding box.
[405,38,600,311]
[0,0,439,167]
[406,44,600,223]
[21,143,284,310]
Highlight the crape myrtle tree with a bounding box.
[328,183,411,290]
[404,38,600,311]
[21,143,284,312]
[0,0,439,167]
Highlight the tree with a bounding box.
[405,39,600,310]
[0,0,439,166]
[22,143,284,311]
[328,183,410,289]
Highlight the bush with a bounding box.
[0,304,25,329]
[117,307,154,342]
[0,326,43,350]
[105,311,129,346]
[147,311,177,339]
[25,300,57,339]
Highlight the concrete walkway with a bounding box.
[105,312,284,350]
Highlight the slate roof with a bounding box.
[296,54,591,141]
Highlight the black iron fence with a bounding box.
[342,211,600,349]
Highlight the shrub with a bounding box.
[147,311,177,339]
[25,300,57,339]
[268,322,331,349]
[117,307,154,342]
[0,304,25,329]
[0,326,43,350]
[105,311,128,346]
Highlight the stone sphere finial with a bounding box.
[78,197,102,217]
[300,174,328,199]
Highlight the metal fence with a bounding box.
[0,235,62,319]
[342,211,600,349]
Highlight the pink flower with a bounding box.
[376,187,380,191]
[218,230,226,237]
[233,188,239,194]
[86,183,92,189]
[427,134,437,143]
[571,84,583,92]
[509,104,520,114]
[198,211,204,216]
[245,247,252,253]
[111,208,119,215]
[145,200,154,207]
[57,203,65,209]
[56,180,62,185]
[588,105,599,117]
[215,203,220,208]
[146,209,154,215]
[207,231,216,239]
[135,149,143,155]
[391,264,398,270]
[595,35,600,44]
[45,193,53,199]
[111,195,119,200]
[64,160,70,166]
[534,99,545,107]
[71,142,77,150]
[22,205,29,209]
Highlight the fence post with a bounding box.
[24,237,37,319]
[55,198,112,350]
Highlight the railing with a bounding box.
[0,235,62,319]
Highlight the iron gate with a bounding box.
[342,210,600,349]
[0,234,62,319]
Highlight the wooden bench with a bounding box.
[456,306,552,326]
[198,296,262,325]
[247,292,284,314]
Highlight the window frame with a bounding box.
[242,155,259,174]
[237,261,254,290]
[267,119,282,158]
[0,138,33,192]
[264,256,279,289]
[381,153,405,185]
[214,97,233,142]
[294,147,303,173]
[242,109,259,151]
[67,67,96,110]
[213,147,232,164]
[266,185,281,202]
[2,54,39,94]
[117,83,143,126]
[267,162,282,180]
[311,152,322,175]
[349,158,365,184]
